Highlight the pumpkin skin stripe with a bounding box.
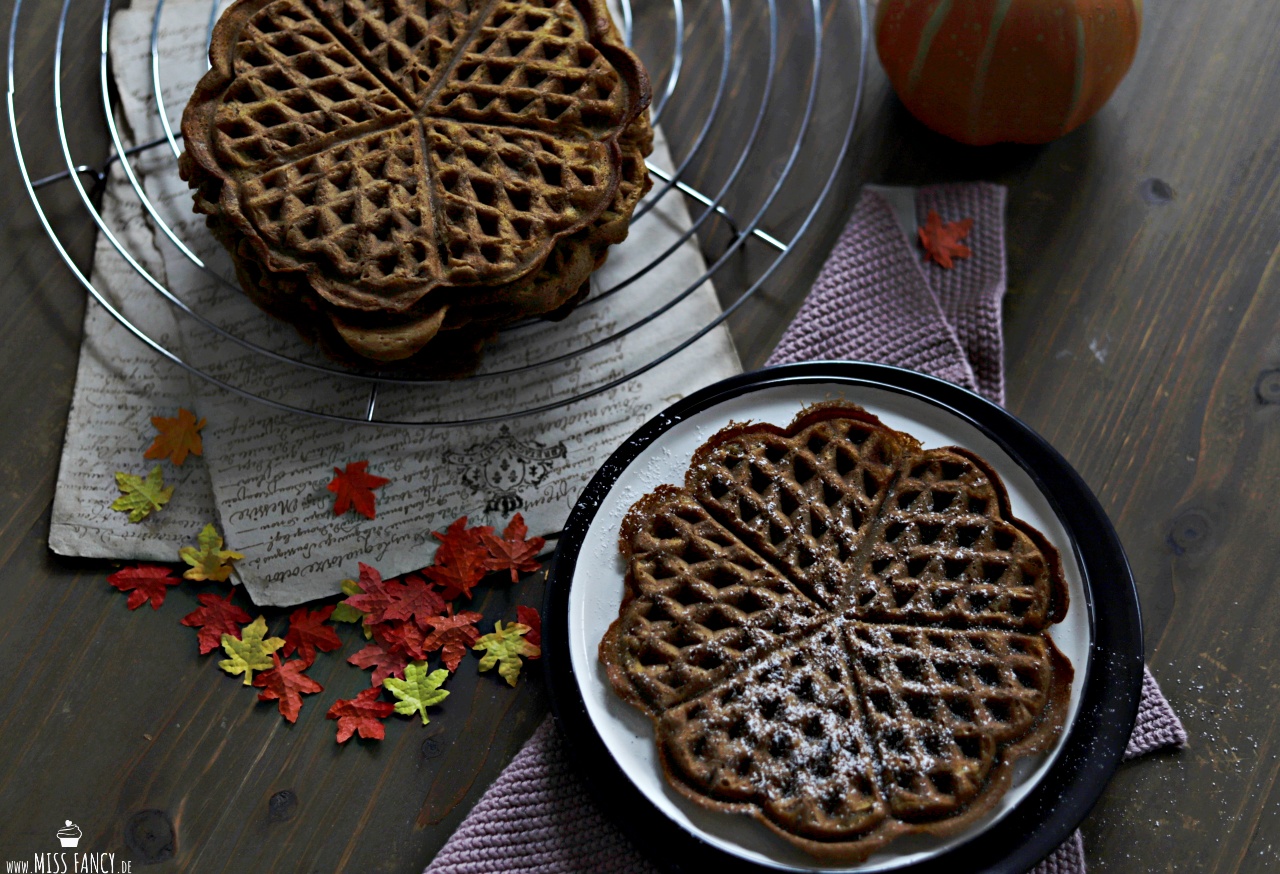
[968,0,1016,144]
[907,0,956,93]
[875,0,1141,145]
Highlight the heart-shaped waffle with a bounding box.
[181,0,650,370]
[599,403,1073,861]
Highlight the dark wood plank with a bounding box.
[2,0,1278,870]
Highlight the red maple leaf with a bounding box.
[181,590,253,654]
[373,619,431,662]
[327,461,391,519]
[481,513,546,583]
[108,564,181,610]
[423,545,489,600]
[423,606,484,671]
[342,563,401,626]
[348,642,410,686]
[326,687,395,742]
[253,653,323,723]
[282,605,342,664]
[918,210,974,269]
[380,573,447,626]
[433,516,493,555]
[517,605,542,657]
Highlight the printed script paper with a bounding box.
[52,0,742,605]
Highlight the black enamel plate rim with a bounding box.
[543,361,1143,874]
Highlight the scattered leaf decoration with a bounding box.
[179,523,244,582]
[282,605,342,663]
[373,618,430,662]
[918,209,974,269]
[254,653,323,723]
[348,642,411,686]
[327,460,391,520]
[331,578,366,625]
[341,562,400,626]
[474,621,541,686]
[144,408,206,466]
[111,466,174,522]
[383,662,450,725]
[380,573,447,626]
[219,615,286,686]
[517,605,542,656]
[424,606,484,671]
[480,513,546,583]
[182,590,252,654]
[327,687,395,743]
[423,543,489,601]
[108,564,181,610]
[433,516,493,557]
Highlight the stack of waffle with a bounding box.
[181,0,651,374]
[600,404,1074,861]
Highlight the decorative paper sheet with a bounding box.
[51,0,742,605]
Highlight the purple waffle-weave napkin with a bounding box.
[425,183,1187,874]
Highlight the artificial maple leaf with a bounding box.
[422,544,489,600]
[219,616,286,686]
[383,662,451,725]
[111,466,174,522]
[380,573,447,626]
[341,563,401,626]
[348,642,410,686]
[432,516,493,556]
[480,513,546,583]
[327,687,395,743]
[517,605,542,657]
[372,619,430,662]
[253,653,323,723]
[144,408,205,466]
[424,606,484,671]
[108,564,180,610]
[179,523,244,582]
[918,209,974,269]
[282,605,342,664]
[181,590,252,654]
[474,621,541,686]
[331,578,365,624]
[331,577,374,639]
[327,460,390,519]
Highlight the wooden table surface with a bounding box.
[2,0,1277,871]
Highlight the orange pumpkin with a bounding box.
[875,0,1142,145]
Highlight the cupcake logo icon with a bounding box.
[56,819,81,848]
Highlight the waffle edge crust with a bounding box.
[599,403,1074,862]
[180,0,651,373]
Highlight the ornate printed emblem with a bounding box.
[444,426,567,514]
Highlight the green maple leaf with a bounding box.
[382,662,451,724]
[473,621,541,687]
[111,466,174,522]
[219,616,285,685]
[331,577,372,638]
[180,523,244,582]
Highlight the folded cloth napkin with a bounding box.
[425,183,1187,874]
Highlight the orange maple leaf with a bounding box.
[918,210,974,269]
[327,461,391,519]
[145,408,206,466]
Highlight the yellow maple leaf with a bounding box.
[474,621,540,687]
[180,523,244,582]
[110,466,174,522]
[145,408,206,466]
[219,616,285,686]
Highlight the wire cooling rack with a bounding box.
[8,0,867,425]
